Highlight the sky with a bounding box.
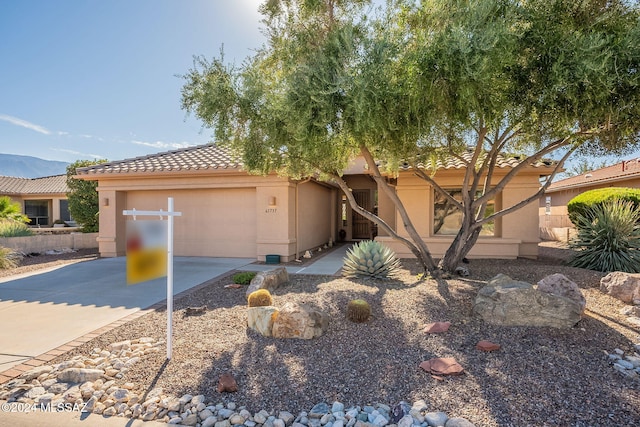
[0,0,266,163]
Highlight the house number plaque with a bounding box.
[265,208,277,213]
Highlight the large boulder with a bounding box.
[246,267,289,297]
[537,273,586,313]
[272,302,330,339]
[474,274,583,328]
[247,306,279,337]
[600,272,640,304]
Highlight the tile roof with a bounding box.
[76,144,243,176]
[0,175,68,195]
[547,158,640,191]
[397,149,555,171]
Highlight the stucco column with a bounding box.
[255,184,296,261]
[97,189,126,257]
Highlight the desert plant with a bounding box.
[342,240,400,279]
[233,271,257,285]
[567,188,640,225]
[247,289,274,307]
[0,220,33,237]
[0,246,21,269]
[569,200,640,273]
[347,299,371,323]
[0,196,29,223]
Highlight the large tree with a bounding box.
[181,0,640,275]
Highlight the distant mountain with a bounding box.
[0,154,70,178]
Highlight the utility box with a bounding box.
[265,254,281,264]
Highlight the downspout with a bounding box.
[295,178,312,260]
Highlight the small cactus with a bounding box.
[247,289,274,307]
[347,299,371,323]
[342,240,400,279]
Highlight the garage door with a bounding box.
[126,188,257,258]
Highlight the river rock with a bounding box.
[474,274,583,328]
[272,303,330,339]
[601,272,640,304]
[57,368,104,383]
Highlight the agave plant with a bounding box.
[569,199,640,273]
[342,240,400,279]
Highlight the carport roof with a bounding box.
[0,175,68,195]
[76,144,243,175]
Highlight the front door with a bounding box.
[352,190,371,239]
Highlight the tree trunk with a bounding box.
[438,224,482,273]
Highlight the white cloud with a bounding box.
[0,114,52,135]
[51,148,104,159]
[132,140,196,150]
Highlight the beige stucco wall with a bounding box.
[296,181,333,252]
[377,169,543,259]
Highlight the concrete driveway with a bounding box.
[0,256,254,372]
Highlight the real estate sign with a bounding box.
[125,220,167,285]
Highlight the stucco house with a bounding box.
[540,158,640,240]
[77,144,552,261]
[0,175,71,227]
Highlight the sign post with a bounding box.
[123,197,182,360]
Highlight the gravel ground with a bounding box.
[7,243,640,426]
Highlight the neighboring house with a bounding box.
[540,158,640,239]
[0,175,71,227]
[76,144,552,261]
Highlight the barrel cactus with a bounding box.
[247,289,274,307]
[347,299,371,323]
[342,240,400,279]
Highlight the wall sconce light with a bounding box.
[269,196,277,207]
[103,198,109,207]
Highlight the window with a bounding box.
[25,200,49,226]
[433,189,495,236]
[60,200,71,221]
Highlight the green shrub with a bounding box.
[233,271,257,285]
[342,240,400,279]
[0,220,33,237]
[567,188,640,225]
[569,199,640,273]
[0,246,22,269]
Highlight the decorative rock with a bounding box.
[279,411,296,425]
[425,412,448,427]
[272,303,330,339]
[57,368,104,383]
[475,340,501,352]
[274,419,286,427]
[419,358,464,376]
[444,418,476,427]
[21,366,53,382]
[310,402,330,417]
[231,414,247,425]
[216,420,232,427]
[621,306,640,317]
[332,402,345,414]
[218,373,238,393]
[183,413,199,426]
[424,322,451,334]
[474,274,583,328]
[220,408,235,418]
[202,417,218,427]
[246,267,289,297]
[397,415,413,427]
[615,359,635,370]
[255,411,268,424]
[600,272,640,304]
[247,306,280,337]
[454,266,470,277]
[23,386,45,399]
[537,273,586,312]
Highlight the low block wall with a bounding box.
[539,227,576,242]
[0,233,98,253]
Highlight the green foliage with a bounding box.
[233,271,257,285]
[0,220,33,237]
[247,289,274,307]
[346,299,371,323]
[0,246,21,269]
[342,240,400,279]
[569,199,640,273]
[181,0,640,274]
[0,196,29,223]
[66,159,107,233]
[567,188,640,225]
